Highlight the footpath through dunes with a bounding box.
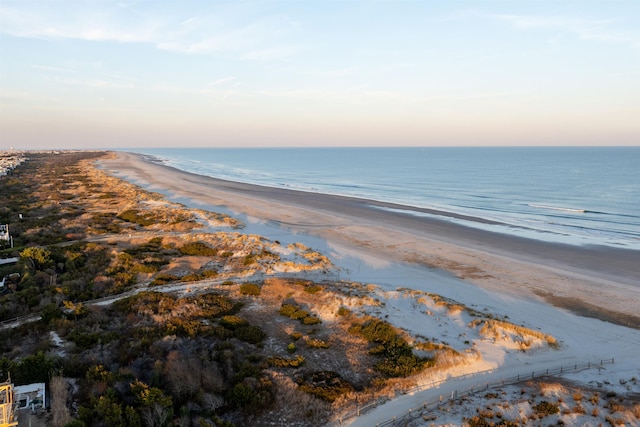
[100,151,640,327]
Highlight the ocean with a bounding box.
[130,147,640,250]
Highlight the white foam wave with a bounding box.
[528,204,585,213]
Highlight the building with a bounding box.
[14,383,46,412]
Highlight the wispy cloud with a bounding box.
[179,17,199,26]
[0,1,301,59]
[32,64,76,73]
[489,13,640,49]
[241,46,300,61]
[207,77,236,86]
[45,76,135,90]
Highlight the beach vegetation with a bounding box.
[278,302,322,326]
[305,338,329,349]
[470,318,558,349]
[303,284,323,294]
[239,282,261,296]
[149,273,179,286]
[117,209,157,227]
[349,318,432,377]
[295,371,354,403]
[180,268,217,282]
[220,314,249,329]
[266,355,305,368]
[179,241,218,256]
[532,400,560,416]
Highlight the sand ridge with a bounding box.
[99,152,640,328]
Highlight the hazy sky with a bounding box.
[1,1,639,149]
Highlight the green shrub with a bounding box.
[179,242,218,256]
[227,377,274,413]
[349,319,397,343]
[239,283,261,296]
[290,309,309,320]
[117,209,156,226]
[303,284,323,294]
[279,304,298,317]
[337,306,351,317]
[221,315,249,329]
[302,316,321,325]
[235,325,266,344]
[350,318,431,377]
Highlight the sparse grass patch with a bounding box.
[266,355,305,368]
[305,338,329,349]
[532,400,560,417]
[295,371,354,403]
[150,273,180,286]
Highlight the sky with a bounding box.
[1,1,639,149]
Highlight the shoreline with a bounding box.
[99,151,640,327]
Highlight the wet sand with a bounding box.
[99,151,640,328]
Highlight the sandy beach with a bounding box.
[99,151,640,328]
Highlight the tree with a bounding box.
[130,380,173,427]
[20,246,53,271]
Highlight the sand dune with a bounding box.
[99,151,640,328]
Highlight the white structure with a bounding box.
[0,225,12,249]
[14,383,45,411]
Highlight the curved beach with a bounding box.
[100,151,640,328]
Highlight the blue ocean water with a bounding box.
[131,147,640,249]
